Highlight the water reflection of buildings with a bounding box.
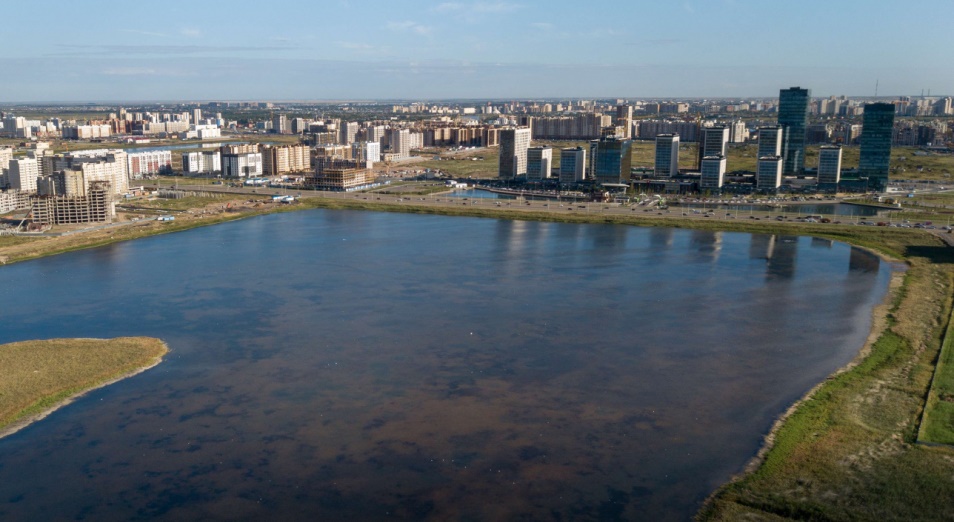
[749,234,797,280]
[849,247,880,274]
[690,230,723,263]
[648,227,675,262]
[810,237,833,249]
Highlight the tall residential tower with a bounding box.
[498,127,531,179]
[778,87,811,176]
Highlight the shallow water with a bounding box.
[0,210,889,520]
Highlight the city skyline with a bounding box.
[2,0,953,102]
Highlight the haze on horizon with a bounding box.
[2,0,952,103]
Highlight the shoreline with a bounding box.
[0,338,169,441]
[701,264,905,509]
[2,195,950,518]
[0,193,936,268]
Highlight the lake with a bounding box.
[0,210,891,520]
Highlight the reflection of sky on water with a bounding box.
[0,211,890,520]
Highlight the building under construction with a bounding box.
[305,158,373,191]
[30,181,113,225]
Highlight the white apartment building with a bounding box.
[498,127,531,178]
[8,158,40,192]
[183,151,222,174]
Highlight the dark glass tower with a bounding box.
[777,87,811,176]
[592,136,633,185]
[859,103,895,191]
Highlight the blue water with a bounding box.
[0,210,890,520]
[446,188,515,199]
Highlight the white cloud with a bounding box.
[387,21,432,35]
[180,27,202,38]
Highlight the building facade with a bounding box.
[859,103,895,191]
[183,151,222,174]
[757,156,783,191]
[526,146,552,180]
[8,158,39,192]
[700,155,727,191]
[592,137,633,185]
[559,147,586,184]
[262,144,310,176]
[817,145,843,185]
[654,134,680,177]
[222,152,263,178]
[778,87,811,175]
[498,127,531,178]
[757,126,783,160]
[127,150,173,178]
[389,129,411,160]
[698,125,729,169]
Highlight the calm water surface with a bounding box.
[0,210,890,520]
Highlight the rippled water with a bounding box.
[0,210,890,520]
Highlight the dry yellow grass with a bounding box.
[0,337,168,437]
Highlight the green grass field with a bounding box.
[0,337,168,435]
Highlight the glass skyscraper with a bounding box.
[592,137,633,185]
[859,103,895,192]
[777,87,811,176]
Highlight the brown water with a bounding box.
[0,210,890,520]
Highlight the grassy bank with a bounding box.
[0,337,168,439]
[919,303,954,445]
[699,223,954,520]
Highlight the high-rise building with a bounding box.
[183,151,222,174]
[339,122,359,145]
[0,147,12,171]
[778,87,811,175]
[9,158,39,192]
[498,127,531,178]
[559,147,587,184]
[591,137,633,185]
[192,108,202,124]
[859,103,895,191]
[526,146,552,180]
[272,114,288,135]
[698,125,729,169]
[729,120,747,143]
[700,155,726,191]
[222,152,263,178]
[817,145,843,185]
[263,144,310,176]
[351,141,381,167]
[936,97,953,116]
[757,126,783,159]
[389,128,410,160]
[615,104,633,139]
[654,134,679,177]
[757,156,783,191]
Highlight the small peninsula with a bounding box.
[0,337,168,440]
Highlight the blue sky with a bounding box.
[2,0,952,102]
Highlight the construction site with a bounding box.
[29,181,113,226]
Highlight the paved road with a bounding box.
[150,183,954,245]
